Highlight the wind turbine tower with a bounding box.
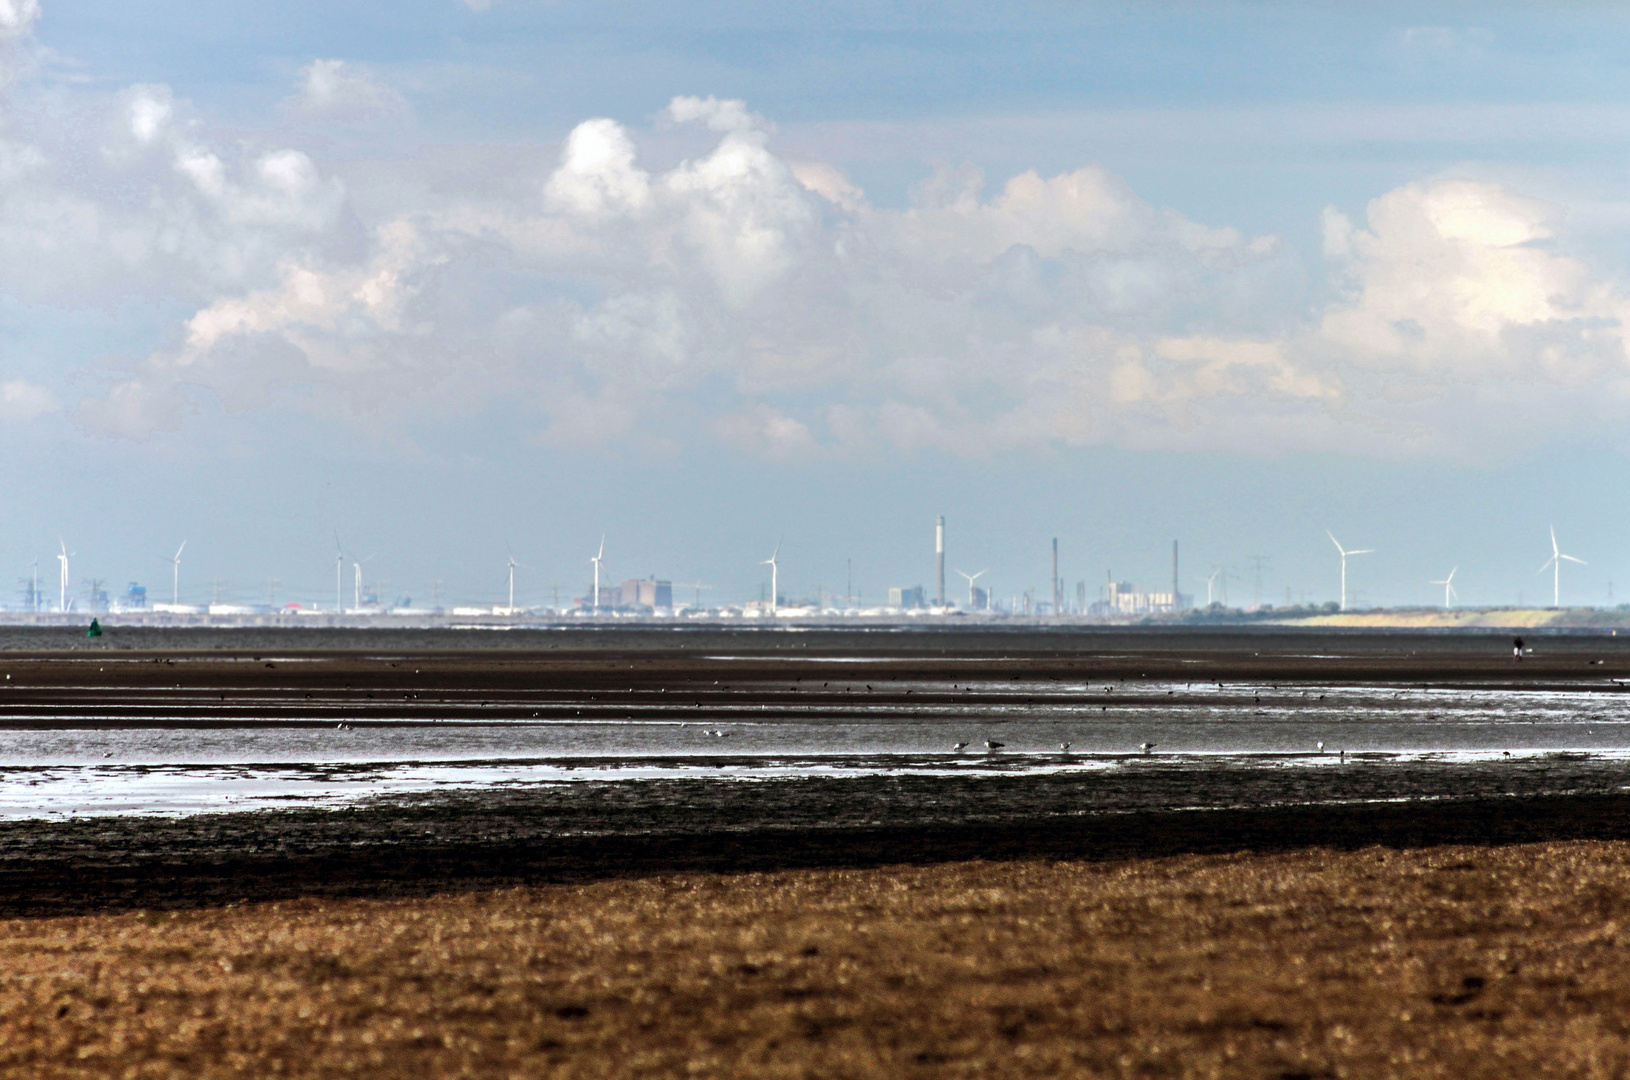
[56,540,71,613]
[1430,567,1459,609]
[935,516,945,607]
[1537,525,1585,608]
[1326,530,1375,612]
[590,537,606,613]
[168,541,187,605]
[505,546,527,611]
[762,541,781,616]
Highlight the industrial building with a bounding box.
[580,577,673,612]
[888,585,926,609]
[1091,580,1192,617]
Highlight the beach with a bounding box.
[0,625,1628,1074]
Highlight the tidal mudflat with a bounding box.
[2,624,1630,1075]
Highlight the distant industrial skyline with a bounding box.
[14,506,1624,616]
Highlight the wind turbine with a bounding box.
[590,536,606,613]
[1203,568,1222,607]
[1429,567,1458,609]
[56,539,72,613]
[167,541,187,605]
[1537,525,1585,608]
[761,541,781,616]
[1327,530,1375,612]
[504,544,528,611]
[955,568,987,609]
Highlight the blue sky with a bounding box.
[4,1,1630,610]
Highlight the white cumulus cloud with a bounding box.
[287,60,408,122]
[0,79,1612,462]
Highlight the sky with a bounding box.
[5,1,1630,609]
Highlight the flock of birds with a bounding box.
[952,739,1157,754]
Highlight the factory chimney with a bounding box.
[935,516,945,607]
[1172,540,1180,612]
[1052,538,1061,614]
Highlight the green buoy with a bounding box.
[87,619,101,638]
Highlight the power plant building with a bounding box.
[581,577,673,611]
[1093,580,1192,616]
[888,585,926,609]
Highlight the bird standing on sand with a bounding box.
[953,741,969,751]
[985,740,1004,750]
[1317,740,1325,753]
[1139,742,1156,754]
[1059,742,1071,752]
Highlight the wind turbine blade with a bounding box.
[597,535,605,559]
[1447,567,1456,583]
[1551,524,1559,557]
[1348,549,1375,556]
[1562,554,1587,565]
[175,541,187,561]
[1326,530,1344,555]
[1537,558,1556,575]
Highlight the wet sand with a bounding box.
[0,623,1622,728]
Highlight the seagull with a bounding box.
[953,741,969,751]
[1317,740,1325,753]
[1139,742,1156,754]
[1059,742,1071,752]
[985,740,1005,750]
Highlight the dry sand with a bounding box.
[4,841,1630,1079]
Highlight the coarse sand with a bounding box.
[2,841,1630,1078]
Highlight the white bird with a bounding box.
[953,741,969,751]
[1317,740,1325,753]
[1059,742,1071,752]
[985,740,1004,750]
[1139,742,1156,754]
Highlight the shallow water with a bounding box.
[4,679,1630,818]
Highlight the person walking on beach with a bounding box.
[1513,636,1524,661]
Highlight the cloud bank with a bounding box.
[0,11,1626,462]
